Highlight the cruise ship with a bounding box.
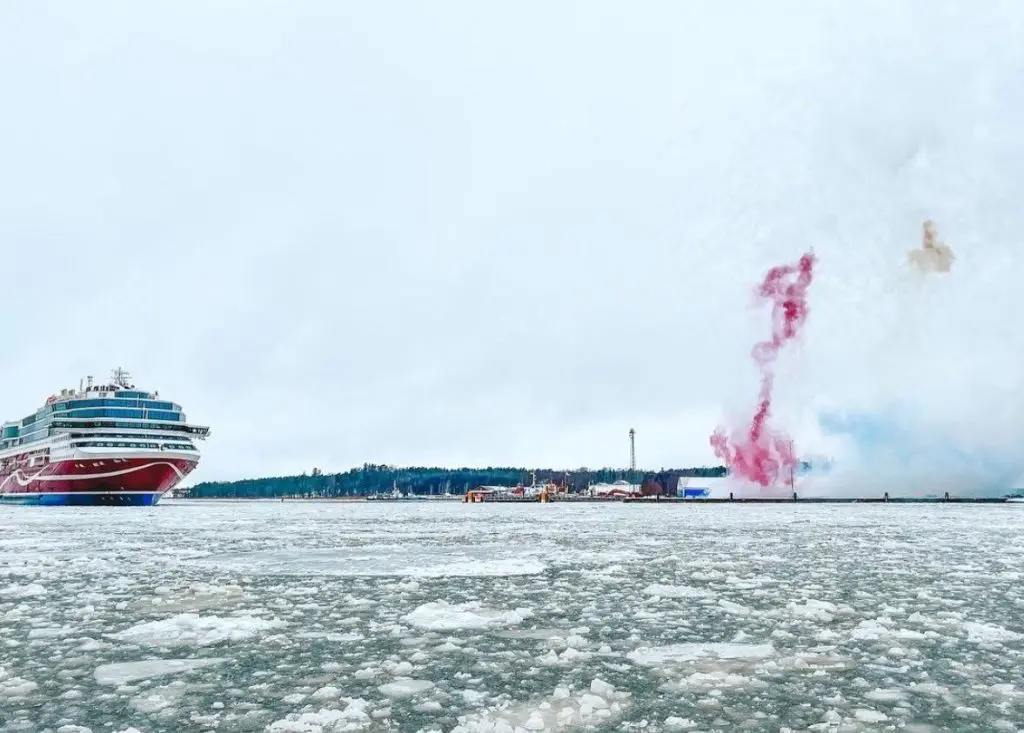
[0,368,209,506]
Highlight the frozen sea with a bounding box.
[1,501,1023,733]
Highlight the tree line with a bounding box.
[180,463,730,499]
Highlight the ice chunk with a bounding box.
[451,682,631,731]
[964,622,1020,643]
[403,601,532,631]
[0,676,38,699]
[643,583,712,599]
[717,599,750,616]
[129,684,185,714]
[787,599,837,622]
[524,712,545,730]
[378,678,435,698]
[628,643,775,667]
[310,685,342,700]
[266,699,371,732]
[864,688,909,703]
[95,657,229,685]
[854,709,889,723]
[0,583,46,598]
[111,613,284,648]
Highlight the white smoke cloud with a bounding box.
[710,5,1024,497]
[774,210,1024,496]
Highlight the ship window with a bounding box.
[145,410,182,422]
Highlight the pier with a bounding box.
[621,495,1015,504]
[453,491,1021,505]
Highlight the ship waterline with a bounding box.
[0,368,208,506]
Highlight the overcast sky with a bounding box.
[2,2,1023,484]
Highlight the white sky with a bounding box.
[2,2,1022,484]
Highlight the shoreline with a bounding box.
[168,495,1022,504]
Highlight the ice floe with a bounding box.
[94,657,230,685]
[378,678,435,698]
[111,612,285,647]
[450,678,630,732]
[627,642,776,667]
[266,698,371,732]
[403,600,533,631]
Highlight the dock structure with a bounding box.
[464,490,538,503]
[621,495,1014,504]
[459,494,1018,504]
[455,479,1023,506]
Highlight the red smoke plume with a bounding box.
[710,253,817,487]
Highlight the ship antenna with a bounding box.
[111,367,132,388]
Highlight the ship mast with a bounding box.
[111,367,132,389]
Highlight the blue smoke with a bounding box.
[815,409,1023,496]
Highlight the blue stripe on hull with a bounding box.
[0,492,163,506]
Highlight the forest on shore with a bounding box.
[180,464,730,499]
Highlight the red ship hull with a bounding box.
[0,456,197,505]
